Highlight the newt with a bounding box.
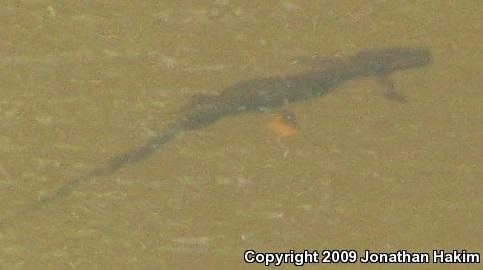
[2,47,432,224]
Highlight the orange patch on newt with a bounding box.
[269,111,298,139]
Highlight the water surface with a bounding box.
[0,1,481,269]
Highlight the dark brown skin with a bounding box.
[177,47,432,130]
[1,47,431,225]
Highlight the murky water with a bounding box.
[0,1,481,269]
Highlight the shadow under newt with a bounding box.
[2,47,432,225]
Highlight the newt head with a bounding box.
[350,47,432,75]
